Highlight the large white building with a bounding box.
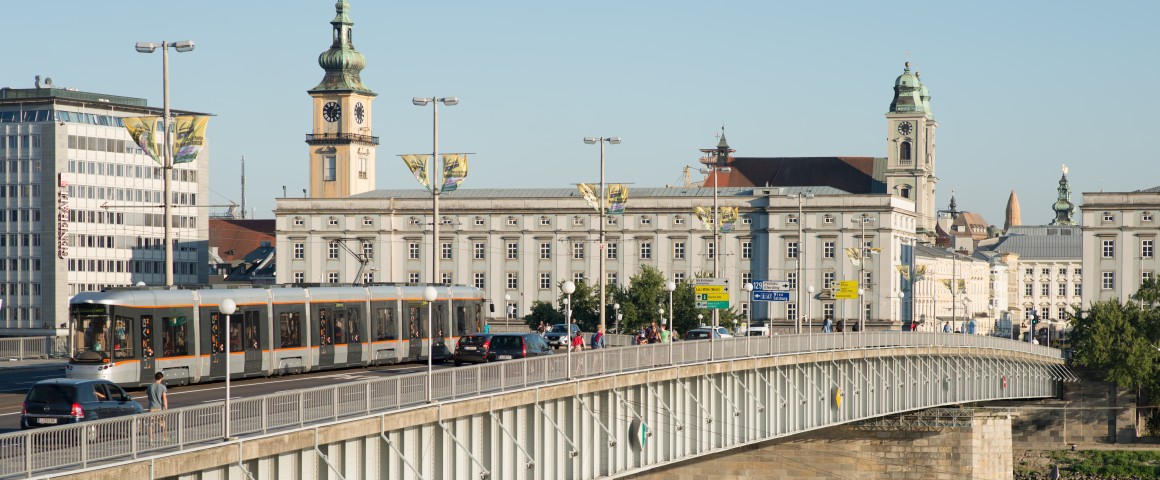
[0,82,210,335]
[1082,186,1160,305]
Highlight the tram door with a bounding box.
[137,314,157,384]
[207,310,228,380]
[240,310,264,375]
[344,306,364,365]
[315,306,336,368]
[406,303,423,360]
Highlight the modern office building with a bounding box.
[1081,186,1160,305]
[0,81,210,335]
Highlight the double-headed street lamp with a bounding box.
[583,137,620,336]
[789,192,814,333]
[852,213,875,333]
[413,97,458,285]
[135,40,194,286]
[423,286,438,401]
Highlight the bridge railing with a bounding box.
[0,336,60,360]
[0,332,1061,479]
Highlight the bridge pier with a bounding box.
[631,410,1014,480]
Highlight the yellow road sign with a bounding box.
[695,285,726,294]
[836,280,860,299]
[699,293,730,301]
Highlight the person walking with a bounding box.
[147,371,169,442]
[660,324,671,343]
[590,326,605,349]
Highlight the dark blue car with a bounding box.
[21,378,143,430]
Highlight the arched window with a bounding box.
[900,185,912,199]
[899,141,912,163]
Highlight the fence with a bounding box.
[0,337,65,360]
[0,331,1064,479]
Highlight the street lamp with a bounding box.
[562,281,576,377]
[807,285,816,348]
[788,191,814,333]
[613,303,621,333]
[423,286,438,401]
[413,97,458,285]
[583,136,621,336]
[665,281,676,364]
[700,131,734,349]
[219,298,236,440]
[743,283,754,327]
[135,40,195,286]
[504,293,512,320]
[851,213,875,333]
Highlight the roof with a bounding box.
[1138,186,1160,193]
[706,157,886,194]
[975,225,1082,260]
[208,219,276,263]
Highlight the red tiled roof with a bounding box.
[209,219,276,263]
[704,157,882,193]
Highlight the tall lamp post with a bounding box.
[700,131,733,349]
[851,213,875,333]
[412,97,458,285]
[561,281,576,377]
[613,303,621,333]
[423,286,438,401]
[583,137,620,336]
[135,40,195,286]
[807,285,815,348]
[665,281,676,364]
[219,298,236,440]
[789,192,814,333]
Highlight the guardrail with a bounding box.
[0,337,61,360]
[0,331,1062,479]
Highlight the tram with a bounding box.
[65,284,490,388]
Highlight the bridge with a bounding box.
[0,332,1070,479]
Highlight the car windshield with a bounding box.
[746,330,764,336]
[550,325,569,333]
[27,384,74,403]
[687,330,711,339]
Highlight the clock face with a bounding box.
[897,121,913,136]
[322,101,341,123]
[354,102,365,124]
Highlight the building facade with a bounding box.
[0,84,210,334]
[1081,186,1160,305]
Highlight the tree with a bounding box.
[558,280,599,333]
[522,301,563,330]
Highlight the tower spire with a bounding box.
[310,0,374,95]
[1049,164,1076,225]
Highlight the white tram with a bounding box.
[65,285,489,388]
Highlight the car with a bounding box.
[452,333,494,366]
[487,333,553,361]
[683,326,734,341]
[738,325,771,337]
[544,324,582,349]
[20,378,143,431]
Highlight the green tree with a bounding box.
[1069,300,1157,390]
[522,300,563,330]
[558,280,600,333]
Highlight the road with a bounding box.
[0,361,453,433]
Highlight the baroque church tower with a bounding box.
[307,0,378,198]
[1049,165,1077,225]
[884,62,938,243]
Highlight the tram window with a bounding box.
[433,304,446,337]
[279,312,301,347]
[407,305,422,339]
[141,315,154,358]
[374,307,396,340]
[162,315,188,356]
[112,316,134,358]
[455,306,467,337]
[333,308,347,344]
[82,316,109,353]
[318,308,333,346]
[244,311,260,350]
[347,308,361,343]
[210,313,225,353]
[229,313,243,353]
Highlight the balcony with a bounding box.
[305,133,379,146]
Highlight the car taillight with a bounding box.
[521,341,527,357]
[482,340,490,351]
[70,403,84,419]
[21,402,26,415]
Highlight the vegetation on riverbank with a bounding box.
[1016,449,1160,479]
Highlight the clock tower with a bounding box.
[307,0,378,198]
[884,61,938,243]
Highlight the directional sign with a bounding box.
[695,278,730,309]
[753,280,791,291]
[836,280,860,300]
[752,291,790,302]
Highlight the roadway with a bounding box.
[0,360,454,433]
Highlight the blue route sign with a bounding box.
[752,290,790,302]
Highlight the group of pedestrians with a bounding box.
[634,322,670,344]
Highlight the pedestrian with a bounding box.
[483,322,491,334]
[660,324,671,343]
[590,326,605,349]
[570,330,585,351]
[822,316,833,333]
[147,371,169,442]
[943,321,951,333]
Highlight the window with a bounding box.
[473,273,485,289]
[294,217,304,226]
[363,272,375,283]
[441,273,452,285]
[474,242,485,260]
[1025,268,1034,276]
[640,216,651,225]
[787,241,798,259]
[572,241,585,259]
[742,241,752,259]
[899,141,912,162]
[1144,212,1155,222]
[1103,212,1115,222]
[1143,239,1154,259]
[1041,283,1049,296]
[863,270,872,289]
[328,217,339,226]
[707,242,715,259]
[328,272,340,283]
[539,273,551,289]
[441,243,452,260]
[1144,271,1155,283]
[787,272,797,290]
[607,242,618,260]
[363,216,373,226]
[539,242,551,259]
[823,271,835,289]
[824,241,835,258]
[824,214,835,225]
[293,242,305,259]
[1102,272,1115,290]
[362,242,373,259]
[1076,268,1082,276]
[674,216,685,225]
[742,272,752,286]
[1025,283,1033,296]
[640,241,652,260]
[573,216,584,226]
[474,217,484,226]
[787,303,797,321]
[324,156,336,181]
[293,272,304,283]
[1102,239,1115,258]
[787,214,798,225]
[540,216,551,226]
[408,272,420,283]
[742,215,752,225]
[507,217,518,226]
[1074,283,1082,296]
[607,217,617,225]
[1041,307,1050,321]
[1059,283,1067,296]
[865,303,873,322]
[328,242,339,259]
[573,272,585,284]
[608,272,618,286]
[823,303,835,320]
[1041,268,1050,276]
[674,242,685,259]
[674,272,685,283]
[506,242,519,259]
[506,272,518,289]
[408,242,420,259]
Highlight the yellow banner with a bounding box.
[577,184,599,211]
[441,154,468,192]
[123,116,163,165]
[693,207,712,228]
[720,207,739,232]
[607,184,628,215]
[400,154,430,191]
[172,115,209,164]
[845,247,861,268]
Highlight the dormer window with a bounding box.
[474,217,484,226]
[1103,212,1115,222]
[507,217,517,226]
[900,185,912,199]
[1144,212,1154,222]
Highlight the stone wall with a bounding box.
[632,413,1013,480]
[996,376,1137,448]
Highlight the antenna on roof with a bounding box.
[240,156,246,219]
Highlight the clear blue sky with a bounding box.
[5,1,1157,225]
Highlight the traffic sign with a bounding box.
[836,280,860,300]
[752,291,790,302]
[695,278,730,309]
[753,280,791,291]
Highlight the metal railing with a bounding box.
[0,337,62,360]
[0,331,1062,479]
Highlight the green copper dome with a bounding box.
[1050,169,1076,225]
[889,62,928,114]
[310,0,376,95]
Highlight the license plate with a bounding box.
[37,418,58,425]
[462,346,476,351]
[497,355,512,360]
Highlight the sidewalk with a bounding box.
[0,357,68,372]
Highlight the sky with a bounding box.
[4,1,1158,225]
